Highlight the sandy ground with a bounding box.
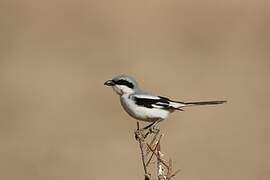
[0,0,269,179]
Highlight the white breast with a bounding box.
[120,94,170,122]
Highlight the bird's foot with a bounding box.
[149,125,160,135]
[135,121,161,140]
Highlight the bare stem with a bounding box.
[134,122,179,180]
[135,122,151,179]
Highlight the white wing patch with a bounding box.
[132,94,184,110]
[132,94,161,100]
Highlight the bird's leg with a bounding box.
[141,119,162,136]
[138,121,155,138]
[139,119,162,137]
[149,120,161,134]
[142,121,156,130]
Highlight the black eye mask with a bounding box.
[113,79,134,89]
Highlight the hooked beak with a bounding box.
[104,80,115,86]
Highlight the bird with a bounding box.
[104,74,226,130]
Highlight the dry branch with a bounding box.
[134,122,180,180]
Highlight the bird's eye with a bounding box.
[115,79,134,89]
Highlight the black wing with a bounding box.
[133,95,181,110]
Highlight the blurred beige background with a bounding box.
[0,0,269,180]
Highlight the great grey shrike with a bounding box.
[104,75,226,130]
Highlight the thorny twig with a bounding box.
[157,141,166,180]
[135,122,151,180]
[135,122,180,180]
[147,143,170,170]
[146,135,161,167]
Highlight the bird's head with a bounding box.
[104,75,139,95]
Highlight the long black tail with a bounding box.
[183,100,227,106]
